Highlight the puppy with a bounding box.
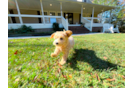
[50,30,74,65]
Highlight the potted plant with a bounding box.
[52,23,60,31]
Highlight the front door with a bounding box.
[64,13,73,24]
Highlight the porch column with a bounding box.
[40,0,45,24]
[81,5,83,18]
[60,2,63,17]
[109,10,112,23]
[90,7,94,32]
[15,0,23,24]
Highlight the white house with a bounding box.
[8,0,119,33]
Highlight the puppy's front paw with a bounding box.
[59,60,66,65]
[51,53,57,57]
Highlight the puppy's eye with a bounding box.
[60,38,63,40]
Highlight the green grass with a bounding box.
[8,34,125,88]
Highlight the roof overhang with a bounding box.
[60,0,116,14]
[8,0,116,14]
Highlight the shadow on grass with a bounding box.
[67,49,121,71]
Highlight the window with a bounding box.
[44,12,47,15]
[58,13,61,16]
[50,12,55,16]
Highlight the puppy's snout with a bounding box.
[56,42,58,45]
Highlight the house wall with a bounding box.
[22,17,40,23]
[9,9,64,23]
[9,9,40,23]
[15,9,40,23]
[20,9,39,15]
[94,14,99,23]
[9,9,98,24]
[8,8,100,30]
[15,17,20,23]
[94,14,97,17]
[8,9,20,23]
[13,9,18,14]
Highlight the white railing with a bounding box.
[61,16,68,30]
[8,14,63,29]
[8,14,62,24]
[8,14,61,18]
[81,17,91,31]
[81,17,113,32]
[44,17,62,24]
[84,17,111,24]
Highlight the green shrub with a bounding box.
[19,25,34,33]
[119,26,125,33]
[8,29,15,34]
[8,25,34,34]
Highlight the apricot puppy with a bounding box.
[50,30,74,65]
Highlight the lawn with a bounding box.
[8,34,125,88]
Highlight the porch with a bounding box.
[8,0,117,33]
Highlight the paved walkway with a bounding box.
[8,33,103,39]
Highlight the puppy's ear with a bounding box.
[65,30,72,37]
[50,33,55,39]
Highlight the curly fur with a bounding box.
[50,30,74,65]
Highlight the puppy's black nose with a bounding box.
[56,42,58,45]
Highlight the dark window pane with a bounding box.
[44,12,47,15]
[58,13,61,16]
